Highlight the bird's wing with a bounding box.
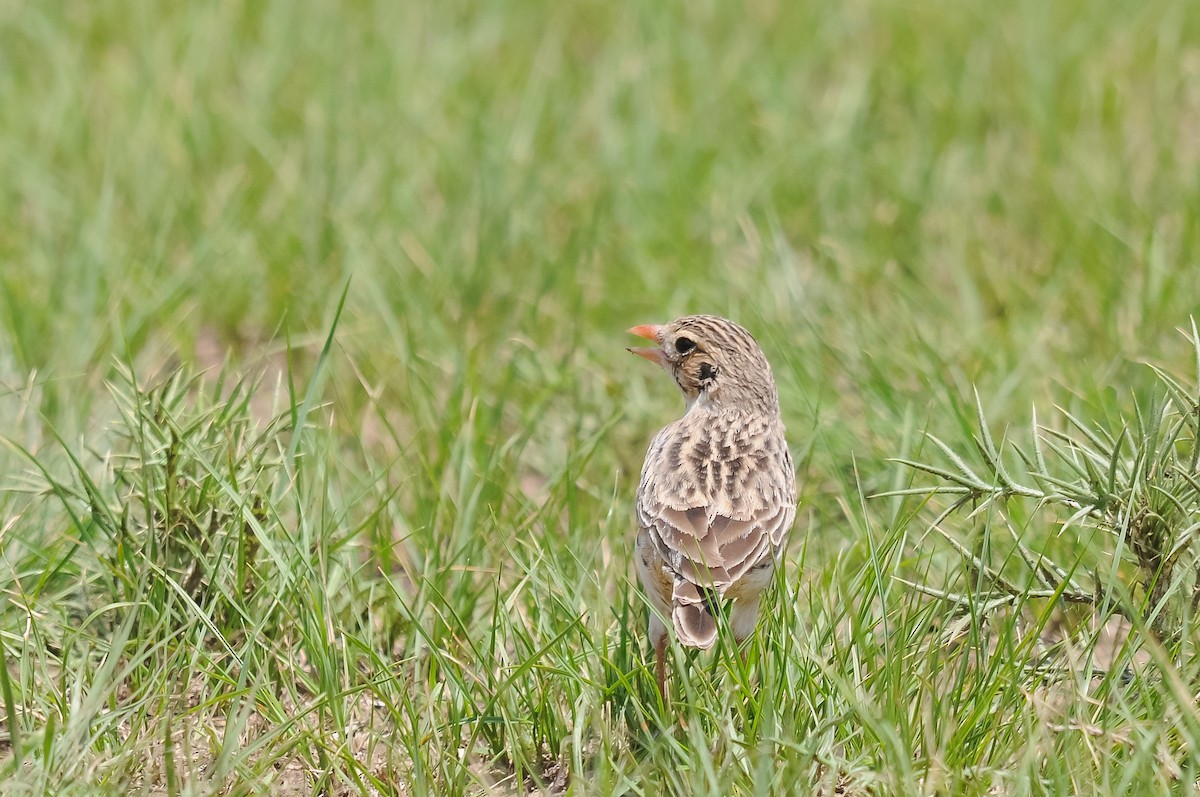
[635,410,796,647]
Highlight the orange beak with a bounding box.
[627,324,666,365]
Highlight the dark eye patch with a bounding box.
[675,337,696,354]
[699,362,717,383]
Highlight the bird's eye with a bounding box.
[674,337,696,354]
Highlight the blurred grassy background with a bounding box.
[2,0,1200,794]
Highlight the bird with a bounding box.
[627,315,796,699]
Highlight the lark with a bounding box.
[628,315,796,698]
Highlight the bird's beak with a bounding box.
[627,324,667,365]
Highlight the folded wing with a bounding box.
[635,411,796,649]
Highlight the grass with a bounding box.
[2,0,1200,793]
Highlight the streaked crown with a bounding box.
[630,315,780,414]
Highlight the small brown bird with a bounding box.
[627,315,796,698]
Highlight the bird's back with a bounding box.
[636,405,795,647]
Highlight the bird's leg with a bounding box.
[655,635,668,701]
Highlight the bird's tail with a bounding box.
[671,582,723,649]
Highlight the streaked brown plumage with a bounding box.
[627,315,796,698]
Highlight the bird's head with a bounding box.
[627,315,778,413]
